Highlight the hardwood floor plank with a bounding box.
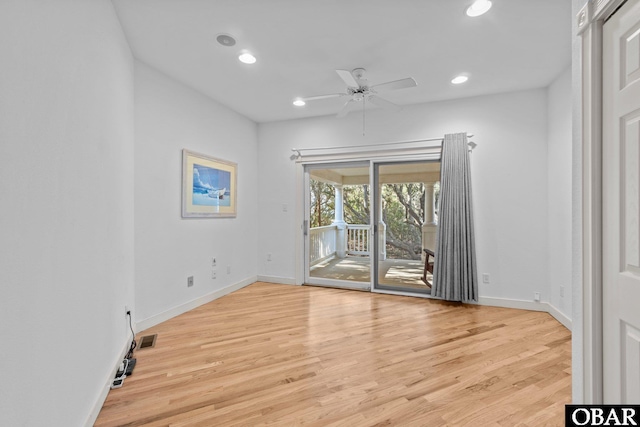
[95,282,571,426]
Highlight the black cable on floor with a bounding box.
[125,312,136,359]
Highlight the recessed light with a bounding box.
[238,52,256,64]
[216,33,236,47]
[293,99,306,107]
[466,0,492,17]
[451,75,469,84]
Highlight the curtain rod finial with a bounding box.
[290,149,301,160]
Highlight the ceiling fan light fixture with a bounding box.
[466,0,492,17]
[238,51,257,64]
[293,99,306,107]
[451,75,469,85]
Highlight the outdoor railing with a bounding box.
[347,224,370,256]
[309,225,337,266]
[309,224,371,264]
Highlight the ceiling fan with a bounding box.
[299,68,417,118]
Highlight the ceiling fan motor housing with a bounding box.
[352,68,366,80]
[348,86,372,100]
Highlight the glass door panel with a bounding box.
[304,162,371,290]
[373,161,440,294]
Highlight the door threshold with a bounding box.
[303,282,371,292]
[372,287,434,299]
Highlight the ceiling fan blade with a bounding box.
[371,77,417,92]
[368,95,401,112]
[336,69,360,88]
[300,93,347,102]
[336,99,360,118]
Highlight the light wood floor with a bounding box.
[96,282,571,426]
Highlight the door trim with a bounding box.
[577,0,627,405]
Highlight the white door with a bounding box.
[603,0,640,403]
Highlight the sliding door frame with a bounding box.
[371,159,440,298]
[302,161,372,291]
[294,149,443,289]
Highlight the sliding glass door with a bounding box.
[302,159,440,296]
[372,160,440,295]
[303,162,372,290]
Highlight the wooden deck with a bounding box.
[310,256,431,290]
[96,282,571,426]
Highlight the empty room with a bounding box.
[2,0,634,425]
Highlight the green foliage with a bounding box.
[382,183,425,260]
[309,179,439,260]
[343,185,369,225]
[309,179,335,227]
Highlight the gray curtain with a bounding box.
[432,133,478,302]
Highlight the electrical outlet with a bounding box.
[282,204,288,212]
[212,257,217,267]
[534,292,541,302]
[187,276,194,287]
[125,305,130,315]
[267,253,272,261]
[212,270,217,279]
[226,266,231,274]
[482,273,490,284]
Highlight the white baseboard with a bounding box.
[547,302,572,330]
[257,275,298,285]
[136,276,257,332]
[477,297,572,331]
[85,337,131,427]
[477,296,549,312]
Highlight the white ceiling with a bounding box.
[112,0,572,123]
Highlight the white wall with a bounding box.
[0,1,134,425]
[134,62,259,326]
[258,89,550,304]
[547,67,573,322]
[0,3,580,422]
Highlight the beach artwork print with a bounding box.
[192,165,231,207]
[182,149,237,218]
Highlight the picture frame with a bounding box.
[182,149,237,218]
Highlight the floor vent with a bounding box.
[138,334,157,350]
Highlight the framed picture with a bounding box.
[182,149,237,218]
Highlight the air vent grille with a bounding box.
[138,334,157,350]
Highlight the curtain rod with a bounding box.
[291,134,474,159]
